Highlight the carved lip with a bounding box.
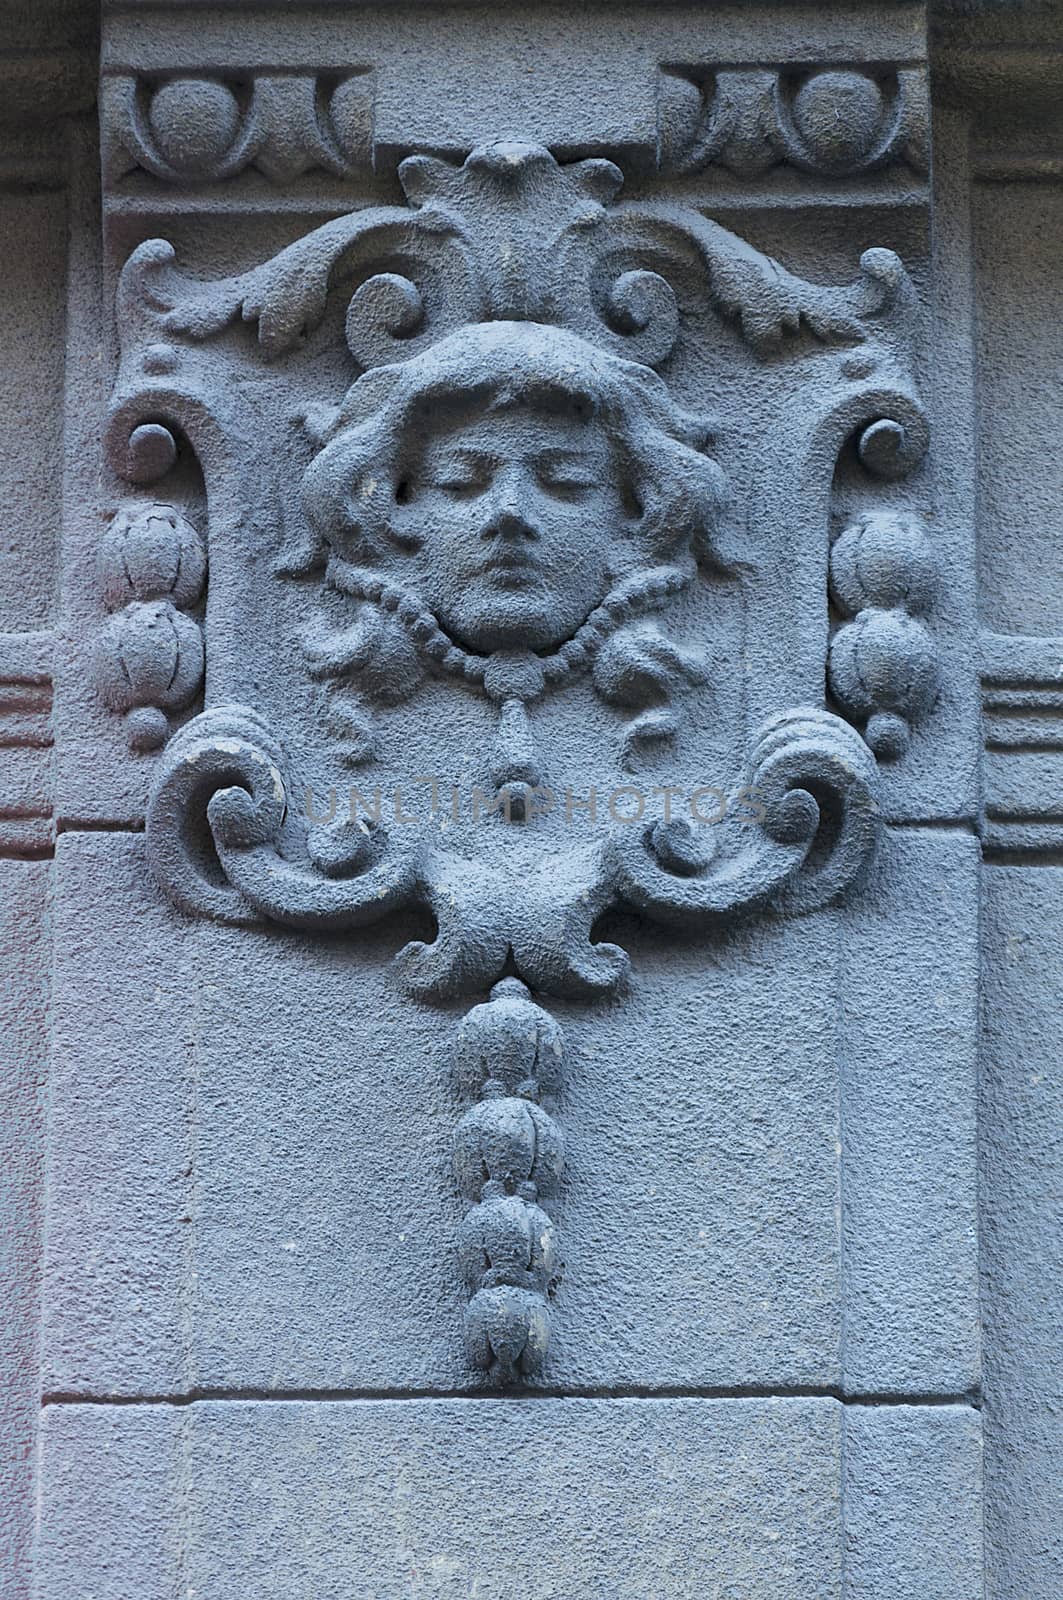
[477,551,544,587]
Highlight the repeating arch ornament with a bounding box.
[102,71,374,186]
[658,66,929,180]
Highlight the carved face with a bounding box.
[390,399,626,653]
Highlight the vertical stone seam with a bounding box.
[177,1404,192,1600]
[180,940,202,1396]
[835,919,850,1598]
[30,870,54,1600]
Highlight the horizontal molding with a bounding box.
[100,60,931,197]
[0,632,54,833]
[0,629,54,683]
[980,635,1063,840]
[981,631,1063,687]
[981,820,1063,862]
[973,151,1063,183]
[41,1381,981,1408]
[103,183,933,221]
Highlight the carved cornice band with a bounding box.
[102,71,374,185]
[100,63,928,194]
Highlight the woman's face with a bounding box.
[388,398,627,653]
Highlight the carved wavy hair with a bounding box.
[301,320,729,574]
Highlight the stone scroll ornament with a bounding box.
[104,140,929,1382]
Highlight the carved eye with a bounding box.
[434,471,487,499]
[537,461,597,498]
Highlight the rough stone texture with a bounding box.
[981,870,1063,1599]
[39,1397,847,1599]
[36,1397,989,1600]
[0,191,64,631]
[843,1403,984,1600]
[0,864,50,1600]
[44,831,847,1394]
[41,826,980,1402]
[839,826,980,1395]
[0,1,1060,1595]
[974,181,1063,637]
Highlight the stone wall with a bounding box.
[0,2,1059,1595]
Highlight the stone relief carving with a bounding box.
[828,509,940,759]
[92,502,206,752]
[105,138,919,375]
[102,71,374,185]
[146,699,880,1000]
[296,320,728,783]
[451,980,565,1380]
[659,66,929,180]
[100,136,932,1379]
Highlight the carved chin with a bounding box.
[445,588,593,654]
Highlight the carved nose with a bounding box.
[486,506,537,541]
[483,471,539,541]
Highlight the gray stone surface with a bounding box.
[975,181,1063,637]
[839,826,980,1395]
[0,864,50,1600]
[36,1396,988,1599]
[0,190,65,631]
[39,1397,846,1599]
[44,830,848,1393]
[1,1,1061,1595]
[42,823,983,1402]
[843,1403,983,1600]
[981,870,1063,1599]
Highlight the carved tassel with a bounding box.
[450,978,565,1382]
[489,697,543,819]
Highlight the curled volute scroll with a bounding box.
[103,136,931,1383]
[148,700,880,1000]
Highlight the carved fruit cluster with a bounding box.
[93,503,206,752]
[450,978,565,1382]
[828,511,939,760]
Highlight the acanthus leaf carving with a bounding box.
[106,139,914,385]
